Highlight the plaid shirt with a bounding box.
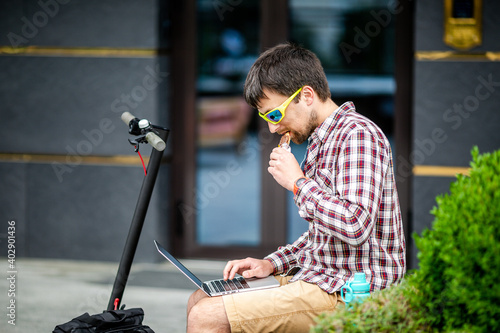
[265,101,406,293]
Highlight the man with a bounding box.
[186,42,406,332]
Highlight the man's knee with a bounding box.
[187,299,205,323]
[187,289,208,315]
[188,297,218,322]
[187,296,230,332]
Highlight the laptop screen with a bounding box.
[154,240,204,288]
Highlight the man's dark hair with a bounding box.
[244,42,331,109]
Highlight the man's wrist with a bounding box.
[264,257,278,275]
[293,177,308,196]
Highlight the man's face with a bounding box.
[257,88,317,145]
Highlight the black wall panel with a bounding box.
[7,162,168,261]
[0,163,28,257]
[413,61,500,166]
[411,176,457,266]
[0,0,170,262]
[0,0,158,48]
[0,56,167,156]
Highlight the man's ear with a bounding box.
[301,85,315,106]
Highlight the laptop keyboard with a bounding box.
[204,276,250,294]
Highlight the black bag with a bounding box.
[53,308,154,333]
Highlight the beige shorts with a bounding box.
[222,275,344,333]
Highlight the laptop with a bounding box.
[154,240,280,297]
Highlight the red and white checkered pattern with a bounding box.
[265,102,406,293]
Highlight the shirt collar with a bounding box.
[309,101,356,144]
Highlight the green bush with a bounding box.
[310,278,429,332]
[310,147,500,332]
[412,146,500,332]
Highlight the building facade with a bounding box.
[1,0,499,269]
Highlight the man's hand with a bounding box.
[223,258,274,281]
[268,147,304,191]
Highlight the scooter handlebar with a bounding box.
[121,112,166,151]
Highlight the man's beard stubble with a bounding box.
[292,108,318,145]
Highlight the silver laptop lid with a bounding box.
[154,240,204,289]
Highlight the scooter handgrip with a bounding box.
[145,131,166,151]
[121,111,136,125]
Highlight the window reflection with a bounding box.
[288,0,397,243]
[194,0,397,246]
[196,0,260,246]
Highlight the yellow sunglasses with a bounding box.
[259,86,303,125]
